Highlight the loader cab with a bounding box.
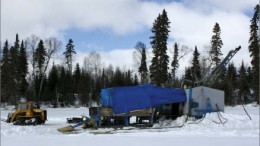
[13,102,34,120]
[17,102,28,110]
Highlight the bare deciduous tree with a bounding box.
[83,51,101,78]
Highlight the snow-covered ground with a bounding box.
[1,104,259,146]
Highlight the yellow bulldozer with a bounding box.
[6,101,47,125]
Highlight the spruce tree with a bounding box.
[34,40,46,101]
[18,40,28,97]
[63,69,73,104]
[225,63,237,105]
[64,39,76,74]
[34,40,46,75]
[9,35,20,102]
[248,4,259,103]
[183,67,193,87]
[79,70,92,105]
[73,63,81,94]
[1,40,11,102]
[101,68,107,88]
[191,46,201,84]
[210,22,223,67]
[124,69,133,86]
[134,74,139,85]
[48,64,58,102]
[137,42,148,84]
[149,9,170,86]
[210,23,224,88]
[246,67,253,90]
[171,43,179,87]
[111,67,124,87]
[58,66,67,103]
[12,34,20,84]
[239,61,250,103]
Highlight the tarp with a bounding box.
[101,84,187,114]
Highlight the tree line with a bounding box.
[1,5,259,106]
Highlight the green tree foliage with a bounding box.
[248,4,259,103]
[210,22,223,67]
[149,9,170,86]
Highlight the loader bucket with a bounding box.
[57,125,75,132]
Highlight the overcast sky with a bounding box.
[1,0,258,76]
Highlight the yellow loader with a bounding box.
[6,101,47,125]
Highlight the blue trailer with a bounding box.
[88,84,187,126]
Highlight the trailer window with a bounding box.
[17,103,27,110]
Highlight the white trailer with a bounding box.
[183,86,224,117]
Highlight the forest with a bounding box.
[1,5,259,107]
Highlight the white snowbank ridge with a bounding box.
[1,104,259,146]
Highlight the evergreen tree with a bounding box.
[246,67,253,90]
[1,40,12,102]
[149,9,170,86]
[9,35,20,102]
[101,68,108,88]
[111,67,124,87]
[184,67,192,80]
[134,74,139,85]
[65,69,74,104]
[191,46,201,84]
[73,63,81,94]
[124,69,133,86]
[171,43,179,87]
[239,61,250,103]
[12,34,20,83]
[210,22,223,67]
[210,23,224,88]
[34,40,46,75]
[48,64,58,103]
[64,39,76,74]
[34,40,46,101]
[225,63,237,105]
[248,4,259,103]
[18,40,28,97]
[58,66,67,103]
[79,70,92,105]
[137,42,148,84]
